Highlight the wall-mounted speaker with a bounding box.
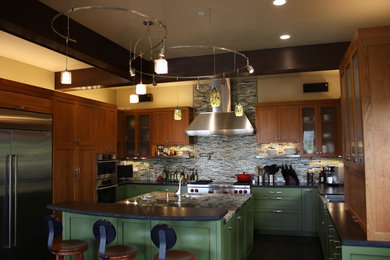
[303,82,328,93]
[139,94,153,102]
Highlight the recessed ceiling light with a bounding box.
[280,34,291,40]
[273,0,287,6]
[197,11,206,16]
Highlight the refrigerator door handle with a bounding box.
[12,154,18,247]
[6,154,12,248]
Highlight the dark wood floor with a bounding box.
[248,234,324,260]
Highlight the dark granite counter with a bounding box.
[118,180,185,186]
[325,202,390,248]
[48,200,227,221]
[48,192,251,222]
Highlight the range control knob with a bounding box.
[190,189,194,192]
[208,190,213,193]
[223,190,229,194]
[195,189,199,193]
[244,190,248,194]
[234,190,238,194]
[239,190,243,194]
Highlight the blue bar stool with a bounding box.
[151,224,196,260]
[44,215,89,260]
[93,219,138,260]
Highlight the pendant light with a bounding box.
[154,41,168,74]
[129,94,139,103]
[174,77,182,120]
[136,54,147,94]
[61,15,72,84]
[235,68,243,116]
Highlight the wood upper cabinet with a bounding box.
[339,26,390,241]
[152,107,193,145]
[95,106,117,154]
[300,100,341,157]
[256,104,300,143]
[0,79,53,114]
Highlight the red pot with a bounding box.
[235,172,253,182]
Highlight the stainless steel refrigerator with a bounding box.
[0,108,52,259]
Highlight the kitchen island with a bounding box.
[48,192,253,260]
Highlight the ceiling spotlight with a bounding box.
[129,94,139,103]
[273,0,287,6]
[129,67,136,77]
[280,34,291,40]
[247,65,254,74]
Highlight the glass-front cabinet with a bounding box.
[125,112,151,157]
[340,51,364,165]
[301,100,340,157]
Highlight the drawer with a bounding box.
[251,187,301,198]
[253,208,301,231]
[253,196,301,210]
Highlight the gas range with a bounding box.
[187,181,251,195]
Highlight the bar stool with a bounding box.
[44,215,89,260]
[93,219,138,260]
[151,224,196,260]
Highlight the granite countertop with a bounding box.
[118,180,188,186]
[48,192,251,222]
[325,201,390,248]
[118,192,252,222]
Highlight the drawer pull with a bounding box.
[272,210,283,213]
[268,191,282,194]
[237,216,242,221]
[304,189,311,192]
[228,226,232,231]
[271,197,282,200]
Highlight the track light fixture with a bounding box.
[247,65,254,74]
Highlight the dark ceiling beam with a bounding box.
[55,68,132,91]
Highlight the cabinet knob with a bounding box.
[75,139,80,144]
[228,226,233,231]
[272,210,283,213]
[237,216,242,221]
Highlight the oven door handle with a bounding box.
[97,184,118,190]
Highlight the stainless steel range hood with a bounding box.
[185,78,254,136]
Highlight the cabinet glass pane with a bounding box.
[125,115,136,155]
[321,107,335,154]
[340,72,349,157]
[138,115,150,156]
[353,54,364,164]
[346,65,355,159]
[302,107,316,154]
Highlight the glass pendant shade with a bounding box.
[235,102,244,117]
[174,106,182,120]
[209,87,221,106]
[129,94,139,103]
[154,57,168,74]
[61,70,72,84]
[136,83,147,94]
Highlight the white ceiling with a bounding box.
[2,0,390,71]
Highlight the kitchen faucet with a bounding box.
[175,175,184,202]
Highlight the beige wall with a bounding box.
[115,81,194,110]
[257,70,340,102]
[0,56,54,90]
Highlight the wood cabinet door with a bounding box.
[53,96,76,146]
[75,146,96,202]
[53,147,76,203]
[152,111,172,145]
[75,102,96,146]
[95,106,106,153]
[278,105,300,142]
[105,108,117,153]
[256,106,278,143]
[172,108,191,144]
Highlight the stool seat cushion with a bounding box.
[101,245,138,259]
[52,239,89,253]
[153,249,196,260]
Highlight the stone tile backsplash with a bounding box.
[124,77,343,182]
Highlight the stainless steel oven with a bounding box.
[96,154,117,202]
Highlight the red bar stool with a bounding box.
[93,219,138,260]
[44,215,89,260]
[151,224,196,260]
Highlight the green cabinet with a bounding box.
[302,188,318,233]
[252,187,302,232]
[116,184,132,201]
